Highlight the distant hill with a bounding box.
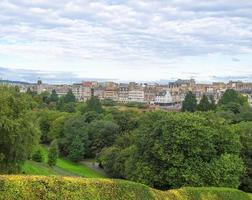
[0,175,251,200]
[0,79,32,85]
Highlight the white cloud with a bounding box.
[0,0,252,82]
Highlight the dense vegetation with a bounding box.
[99,111,244,189]
[0,86,40,173]
[0,176,251,200]
[0,85,252,195]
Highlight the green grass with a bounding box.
[1,176,252,200]
[22,160,57,176]
[56,158,106,178]
[22,145,105,178]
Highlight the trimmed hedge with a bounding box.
[0,176,251,200]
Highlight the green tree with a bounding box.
[48,115,69,141]
[111,110,139,133]
[63,102,76,113]
[197,95,211,111]
[0,86,40,173]
[68,136,85,162]
[234,122,252,192]
[182,91,197,112]
[64,89,76,103]
[85,96,103,113]
[59,115,89,158]
[218,89,248,107]
[32,148,44,162]
[48,140,58,166]
[100,111,244,189]
[88,121,119,156]
[50,89,59,102]
[38,110,63,144]
[209,95,217,110]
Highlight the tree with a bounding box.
[59,115,89,158]
[50,89,59,102]
[218,89,248,107]
[32,148,44,162]
[0,86,40,173]
[100,111,244,189]
[68,136,85,162]
[48,115,68,141]
[182,91,197,112]
[38,110,63,144]
[111,110,139,133]
[88,121,119,156]
[85,96,103,114]
[64,89,76,103]
[63,102,76,113]
[209,95,216,110]
[197,95,211,111]
[56,96,65,111]
[48,140,58,166]
[234,122,252,192]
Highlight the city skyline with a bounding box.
[0,0,252,82]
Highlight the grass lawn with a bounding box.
[56,158,106,178]
[22,160,57,176]
[22,146,106,178]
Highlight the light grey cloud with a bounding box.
[0,67,114,84]
[0,0,252,81]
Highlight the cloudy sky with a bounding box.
[0,0,252,83]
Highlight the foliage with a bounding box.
[218,89,248,107]
[100,111,244,189]
[0,86,40,173]
[234,122,252,192]
[85,96,103,113]
[31,148,44,163]
[37,109,63,143]
[63,102,76,113]
[197,95,212,111]
[64,89,76,103]
[59,114,89,159]
[0,176,252,200]
[182,91,197,112]
[67,136,85,162]
[50,89,59,102]
[48,114,69,141]
[111,110,139,133]
[101,99,116,106]
[87,120,120,156]
[48,140,58,166]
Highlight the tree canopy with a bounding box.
[182,91,197,112]
[0,86,40,173]
[99,111,244,189]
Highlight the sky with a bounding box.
[0,0,252,83]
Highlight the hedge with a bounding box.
[0,176,251,200]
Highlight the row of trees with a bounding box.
[182,89,248,113]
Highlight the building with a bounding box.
[118,83,129,103]
[104,82,118,101]
[128,89,145,103]
[155,91,173,106]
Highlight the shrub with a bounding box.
[31,148,44,162]
[47,140,58,166]
[0,176,252,200]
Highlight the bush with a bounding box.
[31,148,44,162]
[47,140,58,166]
[0,176,251,200]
